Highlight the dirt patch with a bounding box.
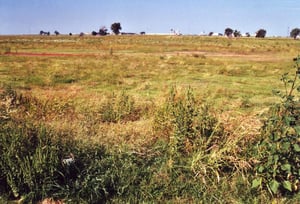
[2,52,99,57]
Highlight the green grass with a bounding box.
[1,35,298,148]
[1,35,300,202]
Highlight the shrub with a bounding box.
[252,56,300,196]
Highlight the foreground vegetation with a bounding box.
[1,35,300,203]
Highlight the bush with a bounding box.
[252,56,300,196]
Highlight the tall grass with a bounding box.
[2,82,300,202]
[1,36,300,202]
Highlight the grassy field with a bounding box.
[1,35,298,146]
[1,35,300,203]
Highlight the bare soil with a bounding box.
[2,52,97,57]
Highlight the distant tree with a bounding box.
[140,31,146,35]
[79,32,84,37]
[233,30,241,37]
[40,30,50,35]
[69,33,73,36]
[99,26,108,36]
[255,29,267,38]
[290,28,300,39]
[54,30,60,35]
[245,32,251,37]
[224,28,234,37]
[91,31,98,36]
[111,22,122,35]
[208,32,214,36]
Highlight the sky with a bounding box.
[1,0,300,36]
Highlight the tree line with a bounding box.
[40,22,122,36]
[209,27,300,39]
[39,22,300,39]
[223,28,266,38]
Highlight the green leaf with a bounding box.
[283,180,292,192]
[284,116,292,125]
[281,164,291,173]
[293,144,300,152]
[258,166,264,173]
[269,179,280,194]
[282,142,291,151]
[252,178,262,189]
[295,126,300,135]
[273,155,279,163]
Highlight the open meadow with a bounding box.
[1,35,300,203]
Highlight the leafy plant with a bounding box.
[99,91,138,123]
[168,87,198,155]
[154,87,223,155]
[252,56,300,196]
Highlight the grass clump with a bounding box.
[99,91,139,123]
[0,116,157,203]
[154,86,224,155]
[0,121,70,202]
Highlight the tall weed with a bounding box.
[153,86,224,155]
[252,56,300,196]
[99,91,139,123]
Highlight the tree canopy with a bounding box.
[255,29,267,38]
[91,31,98,36]
[99,27,108,36]
[290,28,300,39]
[224,28,234,37]
[40,30,50,35]
[233,30,241,37]
[111,23,122,35]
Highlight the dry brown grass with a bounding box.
[1,35,300,150]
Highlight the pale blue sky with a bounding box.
[1,0,300,36]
